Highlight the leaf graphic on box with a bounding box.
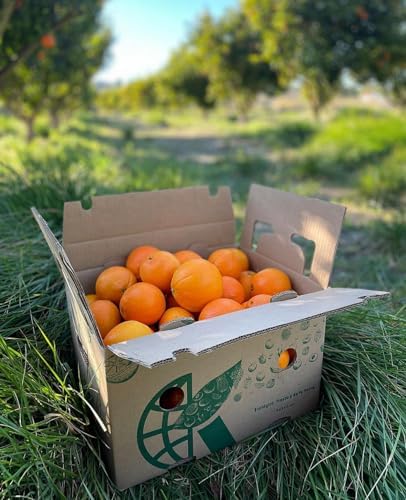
[174,360,242,430]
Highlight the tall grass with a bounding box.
[0,109,405,498]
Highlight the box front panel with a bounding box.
[107,317,326,489]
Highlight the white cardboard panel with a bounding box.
[108,288,389,367]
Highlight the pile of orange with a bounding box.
[86,245,294,346]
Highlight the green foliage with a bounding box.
[243,0,406,115]
[156,45,214,111]
[358,147,406,208]
[190,9,280,116]
[295,109,406,178]
[0,2,110,138]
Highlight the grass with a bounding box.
[0,106,405,498]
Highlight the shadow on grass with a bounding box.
[236,121,318,149]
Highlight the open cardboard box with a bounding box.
[32,184,388,490]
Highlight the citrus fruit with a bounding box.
[174,250,202,264]
[239,270,256,300]
[159,307,194,327]
[90,300,121,339]
[251,268,292,296]
[222,276,245,303]
[247,294,273,308]
[126,245,159,278]
[208,248,249,279]
[140,250,180,293]
[104,321,153,346]
[199,298,243,320]
[85,294,98,305]
[40,33,56,49]
[171,259,223,312]
[278,349,296,369]
[95,266,136,304]
[120,282,166,325]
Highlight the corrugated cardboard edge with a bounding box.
[108,288,389,368]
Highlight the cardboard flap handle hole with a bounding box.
[251,220,273,250]
[290,234,315,276]
[159,387,184,410]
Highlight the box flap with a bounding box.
[240,185,346,289]
[31,208,103,347]
[63,186,235,271]
[108,288,389,368]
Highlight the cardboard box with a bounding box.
[32,184,388,490]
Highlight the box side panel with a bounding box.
[106,318,325,490]
[241,185,346,289]
[63,186,235,271]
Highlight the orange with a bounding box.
[40,33,56,49]
[199,298,243,321]
[120,282,166,325]
[242,300,249,308]
[95,266,136,304]
[174,250,202,264]
[126,245,159,278]
[208,248,249,279]
[278,349,296,369]
[171,259,223,313]
[251,268,292,296]
[104,321,153,346]
[239,270,256,301]
[90,300,121,339]
[159,307,194,327]
[140,250,180,293]
[247,294,273,308]
[222,276,245,304]
[85,294,98,305]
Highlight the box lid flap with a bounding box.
[108,288,389,368]
[241,185,346,289]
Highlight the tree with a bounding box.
[190,10,280,117]
[0,2,110,139]
[243,0,406,117]
[156,45,214,112]
[0,0,88,84]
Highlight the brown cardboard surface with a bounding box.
[63,186,235,271]
[32,185,389,490]
[241,184,346,289]
[106,317,327,489]
[107,288,388,368]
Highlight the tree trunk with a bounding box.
[51,110,60,129]
[26,116,35,142]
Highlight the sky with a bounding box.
[95,0,237,85]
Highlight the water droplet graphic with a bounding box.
[300,320,310,330]
[256,372,265,382]
[248,363,257,372]
[185,403,198,416]
[265,340,274,350]
[234,393,242,402]
[309,353,318,362]
[314,331,322,342]
[302,334,311,344]
[243,378,252,389]
[258,354,266,364]
[302,346,309,355]
[281,328,291,340]
[293,359,302,370]
[266,379,275,388]
[255,382,264,389]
